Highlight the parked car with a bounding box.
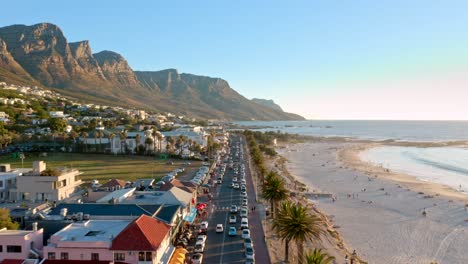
[245,246,255,260]
[230,205,238,213]
[242,229,251,239]
[197,235,207,244]
[244,237,253,248]
[241,217,249,229]
[216,224,224,233]
[228,226,237,236]
[200,221,208,230]
[242,199,248,206]
[229,215,237,224]
[194,241,205,253]
[191,253,203,264]
[240,208,248,217]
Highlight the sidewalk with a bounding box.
[244,141,272,264]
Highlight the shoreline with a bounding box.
[278,139,468,263]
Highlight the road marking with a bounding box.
[220,170,235,264]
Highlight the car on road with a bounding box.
[241,191,247,197]
[242,199,248,206]
[240,179,246,185]
[200,221,208,230]
[232,177,238,182]
[216,224,224,233]
[230,205,238,213]
[229,215,237,224]
[230,183,234,188]
[194,241,205,253]
[240,208,248,217]
[233,183,240,189]
[241,217,249,229]
[191,253,203,264]
[241,186,246,192]
[197,235,207,244]
[228,226,237,236]
[245,246,255,260]
[244,237,253,248]
[242,229,251,239]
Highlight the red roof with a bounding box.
[1,260,24,264]
[101,179,127,189]
[111,214,171,251]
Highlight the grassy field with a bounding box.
[0,153,202,183]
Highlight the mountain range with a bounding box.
[0,23,304,121]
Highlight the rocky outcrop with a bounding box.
[251,98,283,111]
[94,50,139,86]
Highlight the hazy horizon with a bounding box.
[2,0,468,120]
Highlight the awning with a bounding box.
[183,207,197,223]
[168,247,188,264]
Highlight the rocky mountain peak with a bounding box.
[69,40,92,58]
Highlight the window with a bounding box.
[0,245,2,252]
[114,253,125,261]
[139,252,152,261]
[48,252,56,260]
[6,245,21,253]
[61,252,69,260]
[91,253,99,260]
[0,180,4,188]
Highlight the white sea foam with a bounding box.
[360,146,468,193]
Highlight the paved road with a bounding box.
[203,136,247,263]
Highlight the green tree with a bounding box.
[273,201,326,264]
[304,249,335,264]
[0,208,19,230]
[262,171,289,218]
[48,118,67,132]
[145,137,153,155]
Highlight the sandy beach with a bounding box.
[280,140,468,264]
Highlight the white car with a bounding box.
[216,224,224,233]
[229,215,237,224]
[245,245,255,260]
[241,191,247,197]
[232,177,238,182]
[191,253,203,264]
[242,199,248,206]
[230,205,238,213]
[200,221,209,230]
[233,183,240,189]
[194,241,205,253]
[241,217,249,229]
[242,229,251,239]
[197,235,207,244]
[240,208,248,217]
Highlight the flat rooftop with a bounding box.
[55,220,130,242]
[0,229,36,236]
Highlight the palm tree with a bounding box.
[107,133,115,153]
[81,132,89,152]
[304,249,335,264]
[145,137,153,155]
[272,201,326,264]
[93,131,98,152]
[135,133,141,154]
[69,131,79,152]
[262,172,289,218]
[151,128,158,154]
[98,131,103,152]
[119,131,128,154]
[157,133,164,153]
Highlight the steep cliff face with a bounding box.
[0,37,39,85]
[0,23,75,87]
[69,40,105,80]
[0,22,305,121]
[251,98,283,111]
[94,50,139,87]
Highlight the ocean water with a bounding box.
[235,120,468,142]
[360,146,468,193]
[236,120,468,193]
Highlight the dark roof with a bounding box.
[24,220,70,245]
[9,208,29,217]
[155,205,180,223]
[48,203,160,217]
[111,215,171,251]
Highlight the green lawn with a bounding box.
[0,153,202,183]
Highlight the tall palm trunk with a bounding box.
[297,241,304,264]
[284,238,291,263]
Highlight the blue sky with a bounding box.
[2,0,468,119]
